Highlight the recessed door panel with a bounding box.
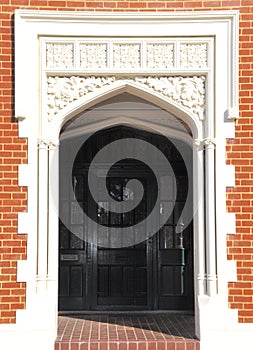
[157,173,193,310]
[94,176,150,310]
[58,251,86,310]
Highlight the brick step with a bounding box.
[55,340,200,350]
[55,315,200,350]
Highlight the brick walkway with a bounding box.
[55,314,200,350]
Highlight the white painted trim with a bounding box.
[3,9,249,350]
[16,9,238,21]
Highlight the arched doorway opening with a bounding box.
[58,94,194,312]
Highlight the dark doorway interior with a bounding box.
[58,126,193,311]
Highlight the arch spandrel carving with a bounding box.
[46,79,202,144]
[47,75,206,123]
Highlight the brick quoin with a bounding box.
[0,0,252,324]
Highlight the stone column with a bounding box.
[36,139,49,294]
[194,139,207,296]
[204,138,217,296]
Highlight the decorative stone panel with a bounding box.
[46,43,74,69]
[47,75,205,121]
[180,43,208,69]
[47,76,116,120]
[113,43,141,69]
[135,76,205,120]
[146,44,174,69]
[79,43,108,69]
[43,39,210,71]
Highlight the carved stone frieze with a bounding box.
[135,76,205,120]
[44,40,210,70]
[47,75,205,121]
[79,43,107,69]
[113,44,141,69]
[47,76,116,120]
[146,44,174,69]
[180,43,208,69]
[46,43,74,69]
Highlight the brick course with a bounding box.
[0,0,252,324]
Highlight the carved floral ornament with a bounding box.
[180,43,208,69]
[45,41,208,70]
[47,75,206,121]
[44,39,208,122]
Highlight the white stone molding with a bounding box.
[225,260,237,282]
[16,260,29,282]
[224,165,235,187]
[226,107,239,120]
[225,212,236,235]
[18,164,29,187]
[17,212,30,235]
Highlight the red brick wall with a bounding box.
[0,0,252,324]
[0,11,27,322]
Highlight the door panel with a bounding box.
[157,174,193,310]
[94,176,150,310]
[58,171,87,311]
[58,251,86,310]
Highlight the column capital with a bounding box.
[48,140,59,150]
[38,139,59,150]
[195,138,216,149]
[37,139,49,149]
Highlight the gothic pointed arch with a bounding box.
[48,78,203,142]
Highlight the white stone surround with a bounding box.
[1,9,251,350]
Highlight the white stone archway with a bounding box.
[51,79,208,328]
[5,9,251,350]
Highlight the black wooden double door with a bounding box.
[59,168,193,312]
